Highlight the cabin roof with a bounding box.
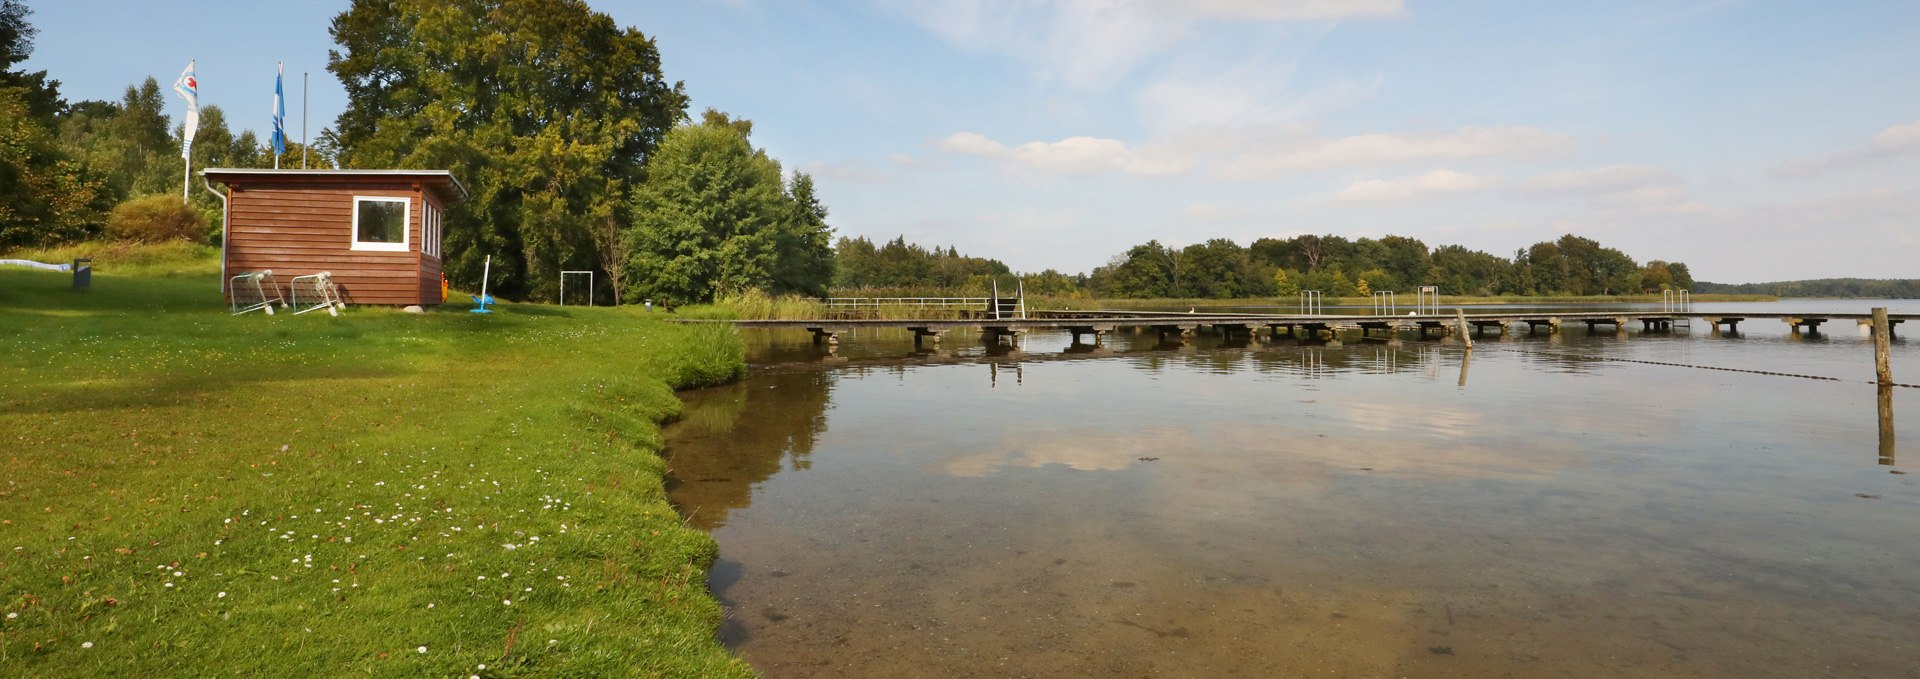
[202,168,468,202]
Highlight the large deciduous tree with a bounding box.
[327,0,687,300]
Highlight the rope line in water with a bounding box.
[1473,345,1920,388]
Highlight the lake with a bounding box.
[664,301,1918,677]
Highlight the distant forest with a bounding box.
[1694,279,1920,298]
[832,232,1696,300]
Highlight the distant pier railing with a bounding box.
[825,297,992,319]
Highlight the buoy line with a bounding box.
[1473,345,1919,389]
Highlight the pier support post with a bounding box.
[908,326,942,347]
[1880,384,1896,466]
[1874,307,1893,386]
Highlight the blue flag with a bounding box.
[271,62,287,158]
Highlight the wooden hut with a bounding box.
[202,168,467,306]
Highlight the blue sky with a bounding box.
[22,0,1920,282]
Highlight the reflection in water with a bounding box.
[666,369,833,530]
[667,321,1920,677]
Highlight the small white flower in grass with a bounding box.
[478,664,486,670]
[217,592,227,598]
[164,582,174,588]
[82,641,93,649]
[548,639,557,645]
[502,599,512,606]
[6,612,17,619]
[417,645,428,654]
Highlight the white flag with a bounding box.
[173,60,200,159]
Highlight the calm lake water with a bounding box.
[665,302,1919,677]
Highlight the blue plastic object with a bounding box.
[470,293,495,314]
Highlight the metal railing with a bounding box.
[1372,290,1396,316]
[1663,289,1692,313]
[824,297,991,319]
[1415,286,1440,315]
[1299,290,1324,315]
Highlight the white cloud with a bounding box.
[1182,0,1406,21]
[883,0,1404,89]
[1871,120,1920,152]
[1520,164,1705,214]
[1221,126,1575,177]
[1524,164,1676,192]
[936,131,1006,156]
[936,132,1191,176]
[1336,169,1493,203]
[1771,118,1920,176]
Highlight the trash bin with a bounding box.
[72,258,91,289]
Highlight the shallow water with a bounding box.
[665,302,1920,677]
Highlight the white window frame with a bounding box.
[421,201,438,258]
[429,202,442,257]
[351,196,412,252]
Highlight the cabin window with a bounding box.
[423,202,442,258]
[352,196,410,252]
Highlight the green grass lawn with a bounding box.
[0,251,753,677]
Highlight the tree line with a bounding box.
[1694,278,1920,299]
[1072,233,1693,299]
[1,1,318,249]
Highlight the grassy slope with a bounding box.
[0,250,753,677]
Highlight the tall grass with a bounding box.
[2,239,219,277]
[707,289,827,320]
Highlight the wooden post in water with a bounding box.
[1455,308,1473,349]
[1880,385,1896,466]
[1873,307,1893,385]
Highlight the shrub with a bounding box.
[105,194,208,244]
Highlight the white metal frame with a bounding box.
[229,270,284,315]
[421,201,442,258]
[1415,286,1440,315]
[1372,290,1397,315]
[1662,289,1692,313]
[288,272,345,316]
[1299,290,1324,315]
[559,270,594,306]
[350,195,411,252]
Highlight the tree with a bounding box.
[1272,268,1300,297]
[328,0,688,299]
[1091,240,1178,298]
[1429,245,1508,296]
[625,113,830,303]
[0,88,105,247]
[0,0,59,119]
[773,173,834,297]
[0,1,104,247]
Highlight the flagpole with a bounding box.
[173,59,200,204]
[302,72,308,169]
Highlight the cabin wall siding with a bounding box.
[222,179,432,306]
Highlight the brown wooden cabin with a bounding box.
[203,168,467,306]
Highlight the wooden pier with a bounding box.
[719,309,1913,346]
